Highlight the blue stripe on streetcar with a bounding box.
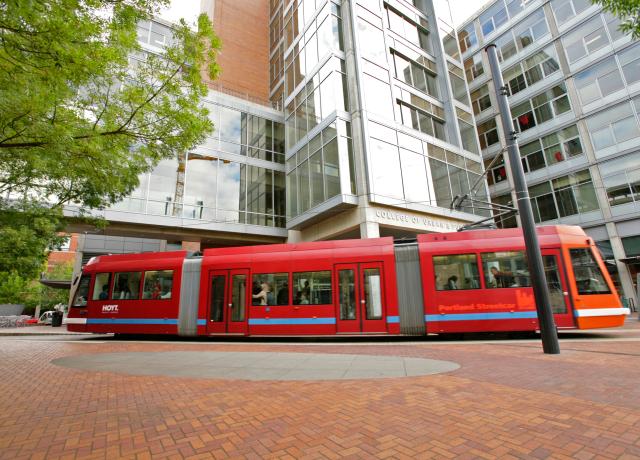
[425,311,538,322]
[87,318,178,325]
[386,316,400,323]
[249,317,336,325]
[197,319,206,326]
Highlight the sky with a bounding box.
[159,0,486,27]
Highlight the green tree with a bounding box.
[0,0,220,282]
[39,261,75,310]
[593,0,640,39]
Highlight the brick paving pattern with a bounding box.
[2,320,640,459]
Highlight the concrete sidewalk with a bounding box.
[0,324,90,335]
[2,320,640,459]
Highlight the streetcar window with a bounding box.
[72,275,91,307]
[433,254,480,290]
[293,271,332,305]
[92,273,112,300]
[112,272,142,300]
[142,270,174,300]
[570,248,611,295]
[482,251,531,288]
[251,273,289,306]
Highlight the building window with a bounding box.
[398,101,447,142]
[287,122,352,218]
[448,62,469,105]
[458,23,477,54]
[480,1,508,37]
[471,85,491,115]
[442,27,460,61]
[618,43,640,86]
[563,14,610,64]
[491,194,517,228]
[477,118,499,149]
[513,9,548,51]
[550,0,592,25]
[575,56,625,105]
[586,101,640,152]
[464,54,484,83]
[511,84,571,133]
[540,124,583,164]
[600,153,640,207]
[529,170,598,223]
[385,3,431,54]
[392,50,439,99]
[503,46,559,96]
[622,235,640,257]
[457,108,479,154]
[495,31,518,62]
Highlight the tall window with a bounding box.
[477,118,499,149]
[464,54,484,83]
[386,4,431,53]
[458,23,477,54]
[471,85,491,115]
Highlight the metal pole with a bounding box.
[485,44,560,354]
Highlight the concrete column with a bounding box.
[287,230,302,243]
[360,221,380,239]
[606,222,638,306]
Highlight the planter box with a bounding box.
[0,304,24,316]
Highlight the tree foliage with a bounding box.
[0,0,220,209]
[0,202,66,279]
[593,0,640,39]
[0,0,220,290]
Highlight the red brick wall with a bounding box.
[47,234,78,272]
[209,0,270,102]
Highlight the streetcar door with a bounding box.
[335,262,387,334]
[541,250,575,328]
[207,269,249,335]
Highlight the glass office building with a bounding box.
[70,4,491,266]
[459,0,640,304]
[270,0,488,240]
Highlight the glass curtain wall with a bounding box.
[111,104,286,228]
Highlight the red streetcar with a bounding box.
[65,225,629,336]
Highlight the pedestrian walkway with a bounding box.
[0,324,89,335]
[1,320,640,459]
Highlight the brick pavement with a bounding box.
[2,321,640,459]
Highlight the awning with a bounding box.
[39,279,72,289]
[619,256,640,264]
